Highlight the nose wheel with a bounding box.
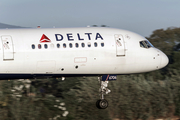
[96,76,111,109]
[96,99,108,109]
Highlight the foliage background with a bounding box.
[1,27,180,120]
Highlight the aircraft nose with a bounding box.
[160,52,169,68]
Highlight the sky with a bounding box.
[0,0,180,37]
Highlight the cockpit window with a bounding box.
[140,40,154,48]
[146,40,154,47]
[140,41,146,48]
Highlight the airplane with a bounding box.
[0,27,168,109]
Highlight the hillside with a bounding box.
[0,22,25,28]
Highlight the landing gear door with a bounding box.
[115,34,125,56]
[1,36,14,60]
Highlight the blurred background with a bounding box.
[0,0,180,120]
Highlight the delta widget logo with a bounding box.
[40,34,51,43]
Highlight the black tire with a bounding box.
[96,99,108,109]
[96,99,102,109]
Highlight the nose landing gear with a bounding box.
[96,76,111,109]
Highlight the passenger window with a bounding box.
[88,42,91,47]
[63,43,66,48]
[44,44,48,49]
[75,43,79,48]
[101,42,104,47]
[69,43,73,48]
[32,44,35,49]
[38,44,41,49]
[81,43,85,48]
[57,43,60,48]
[94,42,98,47]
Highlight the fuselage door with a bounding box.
[115,34,125,56]
[1,36,14,60]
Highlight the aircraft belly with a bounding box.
[36,61,56,73]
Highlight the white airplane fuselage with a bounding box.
[0,27,168,79]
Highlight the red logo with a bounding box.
[40,34,51,43]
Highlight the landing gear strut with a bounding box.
[96,76,111,109]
